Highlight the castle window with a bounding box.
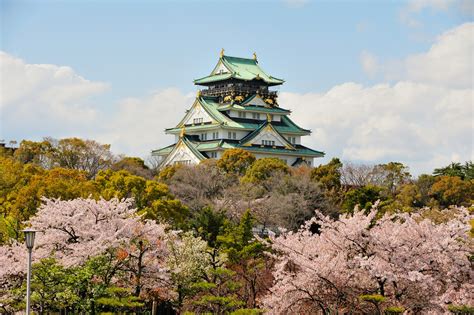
[261,140,275,146]
[175,160,191,165]
[209,152,218,158]
[238,112,246,118]
[193,118,203,124]
[228,132,236,139]
[212,132,219,139]
[201,133,208,141]
[252,113,261,120]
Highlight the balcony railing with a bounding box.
[201,86,278,98]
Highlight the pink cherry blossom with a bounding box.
[261,205,473,314]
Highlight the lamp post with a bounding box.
[23,228,36,315]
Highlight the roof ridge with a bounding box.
[223,55,256,62]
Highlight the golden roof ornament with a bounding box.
[197,90,202,97]
[253,52,257,61]
[267,113,272,122]
[220,48,225,58]
[180,126,186,138]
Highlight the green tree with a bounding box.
[16,258,79,313]
[342,185,383,213]
[0,161,96,242]
[217,149,256,176]
[416,174,436,205]
[13,140,54,167]
[48,137,114,179]
[396,183,420,207]
[310,157,342,190]
[433,161,474,180]
[190,266,245,315]
[157,164,183,182]
[241,158,289,184]
[429,176,474,207]
[95,169,188,227]
[373,162,411,196]
[218,210,269,308]
[191,207,228,248]
[111,156,152,178]
[96,287,144,312]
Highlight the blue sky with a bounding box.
[1,0,473,174]
[2,0,469,95]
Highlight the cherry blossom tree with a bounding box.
[261,205,473,314]
[166,231,213,307]
[0,198,171,301]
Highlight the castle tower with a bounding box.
[152,51,324,167]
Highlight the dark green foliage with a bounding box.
[342,185,383,213]
[191,207,228,248]
[374,162,411,196]
[434,161,474,180]
[217,148,256,176]
[360,294,386,303]
[190,267,245,314]
[384,306,405,314]
[310,157,342,190]
[448,305,474,314]
[241,158,289,184]
[360,294,386,315]
[96,287,144,310]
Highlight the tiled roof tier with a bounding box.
[153,136,324,158]
[194,55,284,86]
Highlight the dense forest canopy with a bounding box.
[0,137,472,314]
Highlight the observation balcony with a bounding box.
[201,85,278,98]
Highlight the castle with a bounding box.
[152,50,324,167]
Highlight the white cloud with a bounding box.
[280,81,473,174]
[365,23,474,89]
[282,23,474,175]
[400,0,474,27]
[98,89,194,158]
[0,52,109,139]
[0,51,193,158]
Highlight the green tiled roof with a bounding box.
[151,143,175,155]
[152,138,324,158]
[239,121,295,150]
[234,118,311,135]
[166,96,309,135]
[241,145,324,157]
[194,55,284,86]
[218,104,291,115]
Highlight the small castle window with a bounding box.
[193,118,203,124]
[261,140,275,146]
